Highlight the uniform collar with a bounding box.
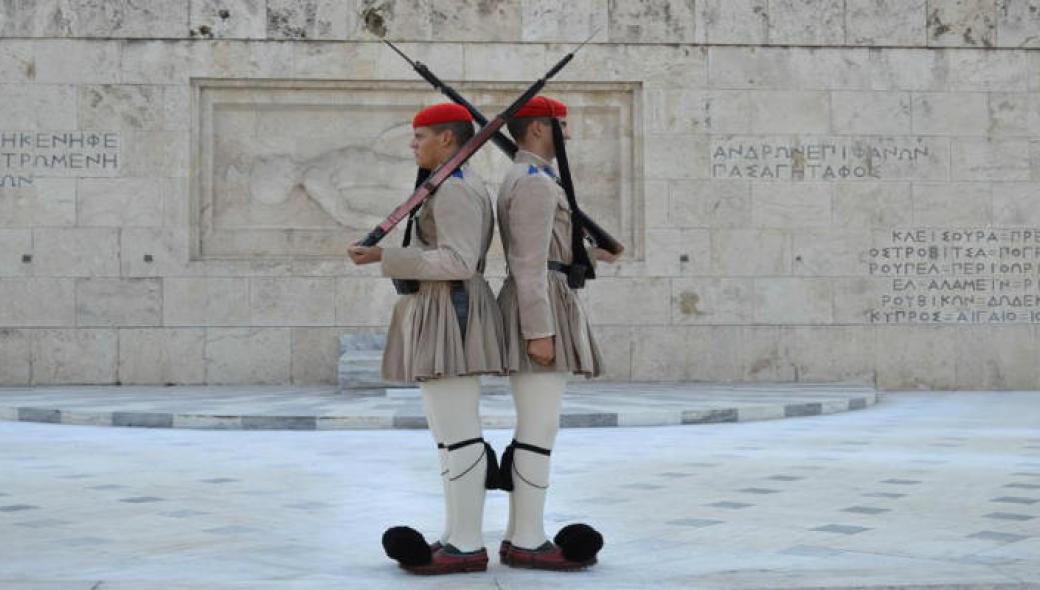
[438,162,467,179]
[515,150,557,177]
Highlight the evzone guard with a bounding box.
[496,95,618,570]
[348,103,507,574]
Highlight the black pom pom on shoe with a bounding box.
[554,523,604,563]
[381,526,432,566]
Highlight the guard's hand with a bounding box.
[527,337,555,367]
[591,247,620,263]
[348,245,382,265]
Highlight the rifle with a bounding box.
[381,38,625,256]
[357,33,595,248]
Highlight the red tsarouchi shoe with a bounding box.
[401,544,489,575]
[501,541,596,571]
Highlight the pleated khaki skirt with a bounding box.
[497,272,602,377]
[381,275,507,383]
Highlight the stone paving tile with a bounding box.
[158,510,210,518]
[283,501,333,510]
[967,530,1031,543]
[841,506,891,515]
[13,519,71,528]
[810,524,872,534]
[778,544,846,557]
[578,496,629,505]
[203,525,260,535]
[706,501,753,509]
[666,518,723,528]
[991,496,1040,505]
[618,483,664,490]
[985,512,1036,521]
[1005,482,1040,490]
[60,536,110,546]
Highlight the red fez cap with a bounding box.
[412,103,473,128]
[513,95,568,119]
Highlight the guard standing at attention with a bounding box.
[496,95,617,571]
[348,102,506,575]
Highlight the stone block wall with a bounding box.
[1,1,1039,388]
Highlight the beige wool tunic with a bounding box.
[497,150,603,377]
[380,167,506,383]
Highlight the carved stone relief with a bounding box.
[193,80,641,260]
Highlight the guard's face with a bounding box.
[410,126,450,170]
[537,118,570,158]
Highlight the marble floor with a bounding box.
[1,391,1038,589]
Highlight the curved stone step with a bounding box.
[0,382,878,430]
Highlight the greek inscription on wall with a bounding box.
[867,229,1040,324]
[0,131,121,185]
[711,137,945,181]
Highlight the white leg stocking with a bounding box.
[419,390,451,544]
[419,375,486,552]
[506,372,566,550]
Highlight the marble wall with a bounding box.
[1,1,1038,48]
[2,1,1039,388]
